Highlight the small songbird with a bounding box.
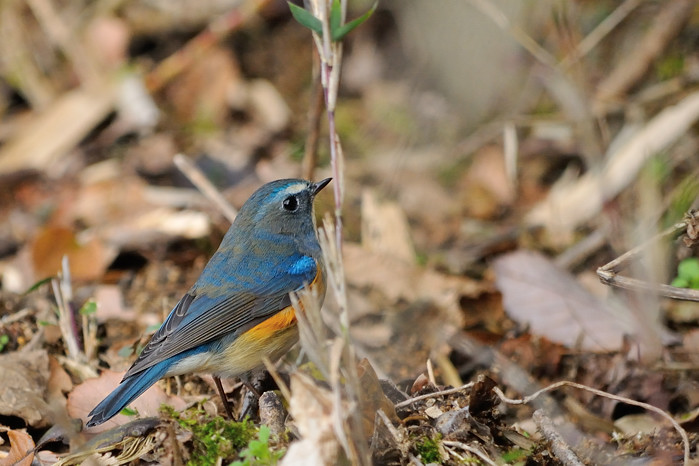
[86,178,331,427]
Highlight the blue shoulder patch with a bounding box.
[289,255,315,275]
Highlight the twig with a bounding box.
[442,441,497,466]
[493,381,691,464]
[532,410,585,466]
[166,421,184,466]
[26,0,101,86]
[426,359,436,386]
[594,0,696,110]
[0,308,34,326]
[465,0,558,69]
[555,227,607,270]
[376,408,402,444]
[262,356,291,405]
[597,218,699,301]
[560,0,642,68]
[173,153,238,223]
[296,1,369,463]
[51,256,83,363]
[395,383,474,410]
[302,70,324,181]
[308,0,345,251]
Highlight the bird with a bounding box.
[86,178,331,427]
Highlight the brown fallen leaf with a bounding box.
[30,225,115,282]
[493,250,634,352]
[47,356,73,406]
[0,429,35,466]
[357,359,399,438]
[344,242,479,321]
[361,189,415,262]
[459,144,515,219]
[0,83,117,176]
[166,45,240,126]
[0,350,51,427]
[67,370,187,434]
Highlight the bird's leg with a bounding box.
[242,378,262,398]
[213,376,236,421]
[238,373,264,420]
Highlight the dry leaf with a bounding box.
[0,350,51,427]
[357,359,399,437]
[493,250,633,352]
[460,144,515,219]
[246,79,290,133]
[47,356,73,406]
[94,285,133,322]
[282,372,341,466]
[30,226,115,282]
[0,429,35,466]
[167,45,239,126]
[344,242,478,321]
[361,189,415,262]
[68,370,187,433]
[0,83,117,175]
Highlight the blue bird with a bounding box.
[86,178,331,427]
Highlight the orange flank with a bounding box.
[246,305,297,340]
[244,264,324,341]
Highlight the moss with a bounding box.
[415,435,442,463]
[502,447,531,464]
[231,425,285,466]
[165,405,256,465]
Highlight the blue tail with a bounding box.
[86,362,170,427]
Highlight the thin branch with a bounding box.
[395,383,474,410]
[597,218,699,302]
[560,0,642,68]
[443,441,497,466]
[173,153,238,223]
[532,410,585,466]
[493,381,691,464]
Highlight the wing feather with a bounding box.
[123,254,317,378]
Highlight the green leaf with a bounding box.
[671,277,689,288]
[79,299,97,315]
[0,334,10,352]
[690,276,699,290]
[23,276,54,295]
[288,2,322,35]
[120,406,138,417]
[330,0,342,34]
[331,1,377,41]
[677,258,699,280]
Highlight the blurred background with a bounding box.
[1,0,698,463]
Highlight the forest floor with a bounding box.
[0,1,698,464]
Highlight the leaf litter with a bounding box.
[0,0,698,465]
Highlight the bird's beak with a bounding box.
[311,178,332,196]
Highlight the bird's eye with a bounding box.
[283,195,299,212]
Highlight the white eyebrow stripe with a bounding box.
[280,183,307,196]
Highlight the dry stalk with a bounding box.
[442,440,497,466]
[493,381,692,464]
[597,215,699,302]
[51,256,83,364]
[532,409,585,466]
[395,383,475,410]
[173,153,238,223]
